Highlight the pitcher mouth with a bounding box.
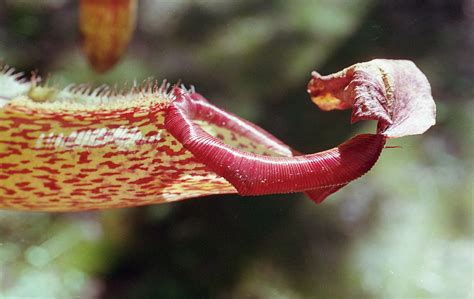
[164,88,386,202]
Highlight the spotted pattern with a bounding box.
[0,97,245,211]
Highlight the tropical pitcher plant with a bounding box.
[0,0,436,211]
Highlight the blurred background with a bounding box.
[0,0,472,298]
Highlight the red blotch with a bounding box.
[99,161,122,169]
[78,151,92,164]
[34,166,60,175]
[130,177,154,185]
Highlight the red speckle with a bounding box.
[99,161,122,169]
[33,166,60,175]
[78,151,92,164]
[0,163,16,169]
[130,177,154,185]
[63,178,82,184]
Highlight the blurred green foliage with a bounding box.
[0,0,472,298]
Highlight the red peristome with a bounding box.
[165,89,386,202]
